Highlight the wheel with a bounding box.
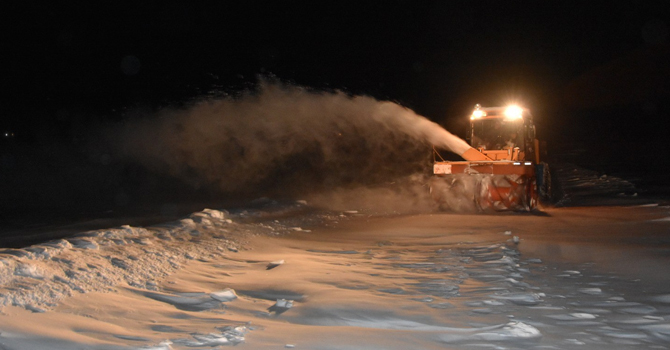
[528,178,538,211]
[538,163,552,202]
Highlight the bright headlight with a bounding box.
[504,105,523,120]
[471,110,486,120]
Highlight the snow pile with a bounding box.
[436,321,542,343]
[172,325,248,347]
[210,288,238,302]
[553,163,639,205]
[0,208,243,311]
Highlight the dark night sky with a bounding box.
[5,1,667,123]
[1,1,670,221]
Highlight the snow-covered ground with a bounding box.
[2,194,670,349]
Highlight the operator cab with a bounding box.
[466,104,537,162]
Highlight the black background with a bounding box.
[2,1,669,229]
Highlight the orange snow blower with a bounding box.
[430,104,550,212]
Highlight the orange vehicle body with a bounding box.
[430,105,547,212]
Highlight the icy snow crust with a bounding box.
[2,203,670,349]
[0,209,240,311]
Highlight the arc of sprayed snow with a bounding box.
[372,102,472,156]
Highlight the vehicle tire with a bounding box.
[528,177,538,211]
[539,163,552,202]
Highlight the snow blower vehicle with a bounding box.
[430,104,550,212]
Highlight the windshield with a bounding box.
[471,119,525,150]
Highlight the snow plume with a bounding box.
[113,82,466,209]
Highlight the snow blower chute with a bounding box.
[430,104,550,212]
